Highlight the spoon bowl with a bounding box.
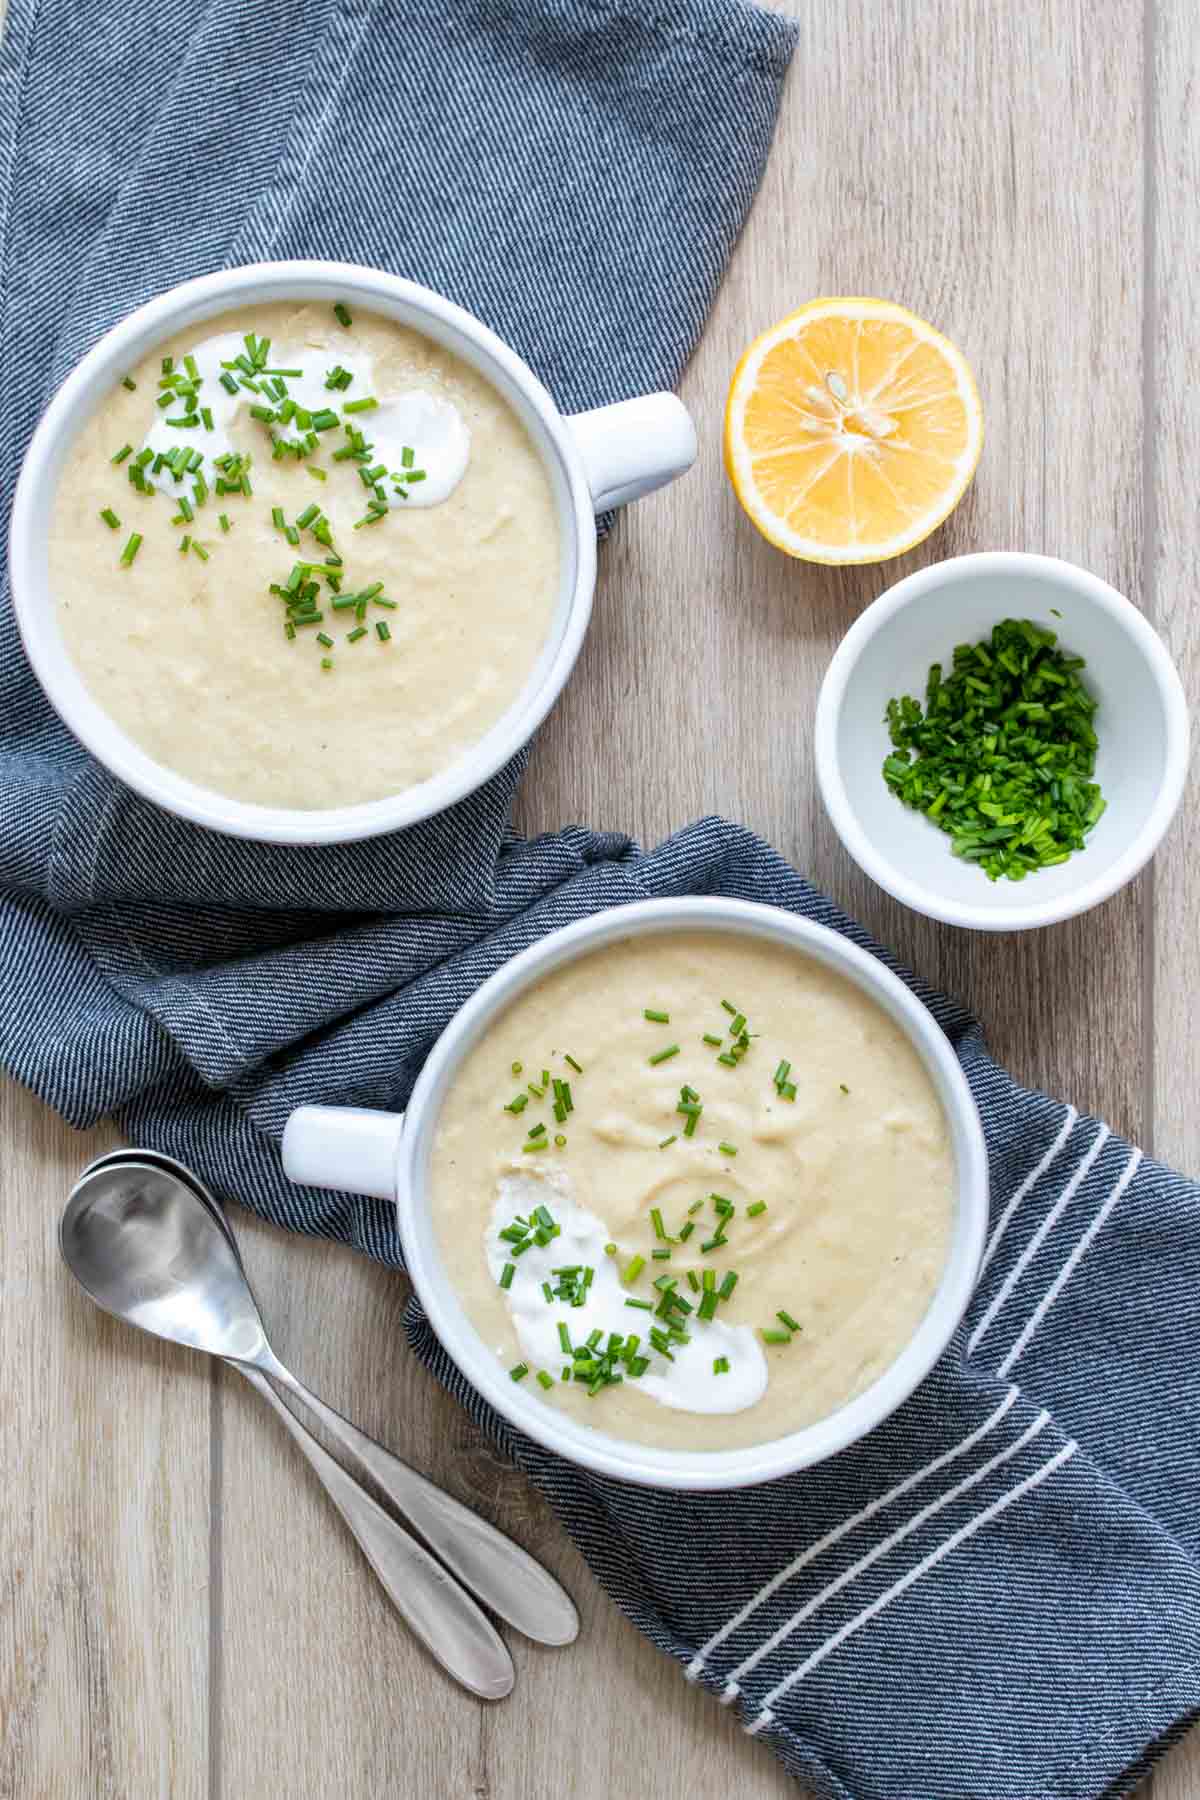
[62,1162,271,1365]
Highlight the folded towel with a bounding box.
[4,4,1197,1797]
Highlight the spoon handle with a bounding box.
[238,1365,514,1700]
[267,1361,579,1647]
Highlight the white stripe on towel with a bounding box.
[683,1385,1020,1681]
[996,1147,1142,1377]
[722,1409,1052,1692]
[743,1440,1078,1735]
[967,1123,1110,1358]
[979,1106,1078,1276]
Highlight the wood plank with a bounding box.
[0,1087,209,1799]
[214,1210,483,1796]
[1147,1,1200,1796]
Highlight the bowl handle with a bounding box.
[564,394,697,513]
[282,1104,405,1200]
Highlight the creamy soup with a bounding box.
[52,301,559,809]
[430,930,956,1451]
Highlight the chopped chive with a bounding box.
[111,444,133,465]
[320,657,333,670]
[219,513,230,533]
[713,1357,731,1375]
[178,535,190,553]
[499,1263,515,1290]
[721,999,738,1015]
[316,631,333,648]
[651,1247,671,1262]
[271,506,286,531]
[557,1322,572,1354]
[702,1033,723,1047]
[191,541,209,562]
[779,1082,797,1102]
[509,1362,529,1382]
[730,1013,747,1036]
[717,1053,738,1068]
[161,356,174,375]
[307,465,328,482]
[658,1134,677,1149]
[121,375,137,391]
[344,396,378,413]
[333,302,353,327]
[777,1309,801,1333]
[296,501,320,529]
[564,1053,583,1074]
[718,1141,738,1157]
[625,1297,653,1312]
[677,1221,695,1243]
[697,1293,718,1321]
[644,1009,670,1023]
[840,1082,850,1094]
[650,1207,668,1241]
[554,1133,567,1148]
[746,1201,767,1218]
[119,532,142,566]
[761,1329,792,1346]
[376,621,391,642]
[99,507,120,530]
[699,1235,727,1254]
[622,1254,645,1286]
[649,1044,680,1065]
[503,1093,529,1115]
[536,1370,554,1391]
[686,1270,701,1292]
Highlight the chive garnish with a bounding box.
[343,396,378,413]
[622,1254,645,1285]
[713,1357,731,1375]
[718,1141,737,1157]
[376,621,391,642]
[536,1370,554,1391]
[651,1248,671,1261]
[624,1298,653,1312]
[719,1272,739,1300]
[650,1207,667,1241]
[720,1000,738,1015]
[316,632,333,648]
[499,1263,515,1290]
[320,657,333,671]
[121,375,136,391]
[678,1221,695,1242]
[179,535,190,554]
[777,1309,801,1332]
[554,1133,567,1148]
[644,1009,670,1023]
[191,541,209,562]
[658,1134,677,1149]
[99,508,120,530]
[333,302,353,327]
[761,1329,792,1346]
[746,1201,767,1218]
[564,1053,583,1074]
[509,1362,529,1382]
[702,1033,723,1047]
[111,444,133,465]
[649,1044,680,1065]
[840,1082,850,1094]
[119,532,142,566]
[883,617,1105,878]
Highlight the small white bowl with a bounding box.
[282,897,989,1491]
[815,553,1190,932]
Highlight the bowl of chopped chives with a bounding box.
[815,552,1189,932]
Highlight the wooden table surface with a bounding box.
[4,2,1199,1795]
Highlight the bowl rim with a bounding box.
[8,258,597,845]
[394,895,989,1491]
[814,550,1191,932]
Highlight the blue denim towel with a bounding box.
[1,1,1197,1796]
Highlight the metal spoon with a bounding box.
[75,1150,578,1650]
[61,1162,522,1698]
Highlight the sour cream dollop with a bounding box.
[140,332,470,507]
[485,1172,767,1415]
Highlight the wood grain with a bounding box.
[2,0,1197,1796]
[0,1094,209,1800]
